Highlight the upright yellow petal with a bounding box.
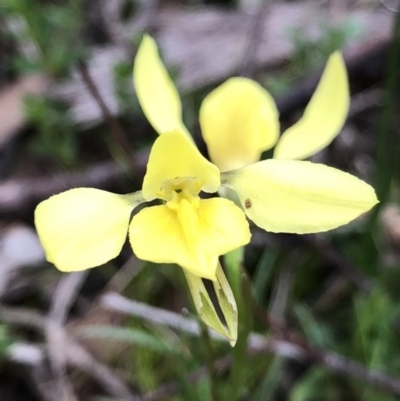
[222,160,378,234]
[142,130,220,200]
[200,77,280,171]
[129,198,250,280]
[274,52,349,160]
[35,189,144,272]
[133,34,188,135]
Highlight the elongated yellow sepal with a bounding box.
[213,263,238,346]
[222,160,378,234]
[35,189,144,271]
[200,77,280,171]
[133,34,188,135]
[274,52,349,160]
[184,265,238,346]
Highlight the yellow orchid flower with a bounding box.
[200,50,349,169]
[35,129,248,343]
[34,34,377,343]
[35,34,377,278]
[35,130,250,280]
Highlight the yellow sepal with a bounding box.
[133,34,188,135]
[35,189,144,272]
[222,160,378,234]
[274,52,349,160]
[184,265,238,346]
[142,130,220,200]
[213,263,238,346]
[129,198,250,280]
[200,77,280,171]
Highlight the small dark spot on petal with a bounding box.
[245,198,252,209]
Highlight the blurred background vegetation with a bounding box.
[0,0,399,400]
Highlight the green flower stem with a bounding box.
[199,322,219,401]
[224,247,253,401]
[182,269,221,400]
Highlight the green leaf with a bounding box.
[294,304,333,349]
[77,325,180,355]
[290,367,328,401]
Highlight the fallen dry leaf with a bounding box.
[0,74,50,149]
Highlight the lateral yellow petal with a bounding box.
[142,130,220,200]
[133,34,188,135]
[222,160,378,234]
[35,189,144,272]
[129,198,250,280]
[200,77,280,171]
[274,52,349,160]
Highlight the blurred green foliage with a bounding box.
[113,60,141,116]
[0,0,86,76]
[266,18,362,96]
[24,95,77,166]
[0,0,86,165]
[0,325,11,359]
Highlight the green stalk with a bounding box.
[199,322,219,401]
[225,248,253,401]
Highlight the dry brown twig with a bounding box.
[239,0,272,78]
[5,291,400,399]
[46,3,392,128]
[0,149,149,215]
[380,0,400,13]
[77,60,139,175]
[0,75,49,150]
[100,292,400,399]
[46,272,89,401]
[0,305,143,401]
[261,311,400,397]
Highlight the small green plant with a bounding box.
[24,95,78,166]
[0,325,11,360]
[266,18,362,96]
[113,61,141,115]
[1,0,86,77]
